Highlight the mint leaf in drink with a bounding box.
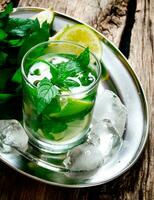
[37,78,59,114]
[77,47,90,67]
[63,79,80,88]
[48,62,58,83]
[57,60,81,77]
[51,60,81,87]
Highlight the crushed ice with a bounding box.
[0,120,28,152]
[63,90,127,172]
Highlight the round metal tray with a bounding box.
[0,7,149,188]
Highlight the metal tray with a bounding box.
[0,7,149,188]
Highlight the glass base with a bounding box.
[24,125,91,154]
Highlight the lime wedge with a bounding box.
[50,98,93,118]
[58,24,102,59]
[31,9,54,26]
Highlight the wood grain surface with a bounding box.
[0,0,153,199]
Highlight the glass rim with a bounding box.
[21,40,102,97]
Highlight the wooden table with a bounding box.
[0,0,153,199]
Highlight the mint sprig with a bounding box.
[37,78,59,114]
[49,48,90,87]
[35,47,93,114]
[0,3,51,102]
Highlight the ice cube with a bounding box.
[0,120,28,151]
[63,143,104,171]
[87,131,100,146]
[0,143,12,153]
[93,90,127,137]
[63,119,122,172]
[91,119,122,162]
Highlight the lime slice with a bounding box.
[50,98,93,118]
[58,24,102,59]
[31,9,54,26]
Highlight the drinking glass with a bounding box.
[21,41,101,153]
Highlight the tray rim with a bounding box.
[0,6,149,188]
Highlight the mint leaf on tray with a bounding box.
[6,18,39,37]
[0,3,50,91]
[0,3,51,119]
[18,21,50,62]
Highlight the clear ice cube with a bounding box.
[93,90,127,137]
[0,120,28,151]
[63,119,122,172]
[63,143,104,172]
[91,119,122,162]
[87,132,100,146]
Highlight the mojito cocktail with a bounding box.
[22,41,101,153]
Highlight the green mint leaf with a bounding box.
[37,78,59,114]
[77,47,90,67]
[0,29,7,41]
[49,62,58,83]
[63,79,80,88]
[6,18,39,37]
[8,39,24,47]
[18,22,50,63]
[57,60,81,76]
[0,3,13,19]
[52,60,81,86]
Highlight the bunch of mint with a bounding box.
[0,3,50,102]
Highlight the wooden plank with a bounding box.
[127,0,154,198]
[0,0,10,10]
